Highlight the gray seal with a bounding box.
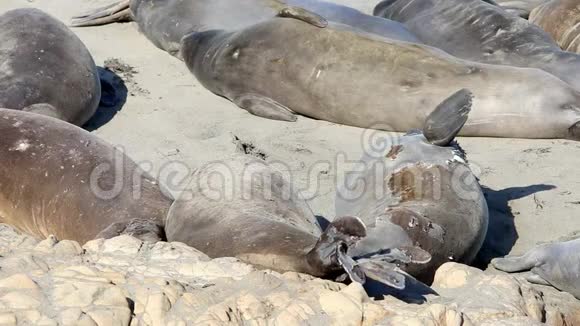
[374,0,580,91]
[0,8,101,126]
[181,13,580,139]
[492,237,580,299]
[165,155,431,289]
[70,0,420,58]
[0,109,172,244]
[336,89,488,281]
[494,0,551,18]
[529,0,580,53]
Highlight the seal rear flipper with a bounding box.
[234,94,298,122]
[355,246,431,265]
[71,0,132,27]
[424,88,473,146]
[95,218,166,243]
[337,249,367,284]
[358,260,406,289]
[277,6,328,28]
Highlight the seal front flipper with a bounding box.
[276,6,328,28]
[491,250,542,272]
[424,88,473,146]
[71,0,132,27]
[95,218,165,243]
[526,271,552,286]
[234,94,298,122]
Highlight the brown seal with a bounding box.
[0,109,172,244]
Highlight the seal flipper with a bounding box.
[71,0,132,27]
[491,252,539,272]
[95,218,165,243]
[423,88,473,146]
[234,94,297,122]
[357,260,406,289]
[276,6,328,28]
[526,271,552,286]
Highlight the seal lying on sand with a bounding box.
[0,109,428,289]
[181,13,580,139]
[336,89,488,282]
[373,0,580,91]
[494,0,551,17]
[165,155,431,289]
[0,8,101,126]
[492,237,580,299]
[70,0,419,58]
[529,0,580,53]
[0,109,172,244]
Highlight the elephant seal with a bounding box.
[492,237,580,299]
[165,155,431,289]
[0,109,172,244]
[494,0,551,18]
[0,8,101,126]
[181,14,580,139]
[336,89,488,282]
[373,0,580,91]
[529,0,580,53]
[70,0,419,58]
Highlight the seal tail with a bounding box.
[71,0,132,27]
[423,88,473,146]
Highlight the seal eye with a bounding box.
[232,48,240,59]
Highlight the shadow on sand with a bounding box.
[83,66,128,131]
[473,184,556,268]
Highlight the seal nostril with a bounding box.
[569,121,580,140]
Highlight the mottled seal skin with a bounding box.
[336,89,488,282]
[530,0,580,53]
[181,15,580,139]
[0,109,172,244]
[71,0,419,58]
[0,9,100,126]
[165,155,431,289]
[494,0,551,17]
[374,0,580,91]
[492,238,580,299]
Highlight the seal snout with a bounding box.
[569,121,580,140]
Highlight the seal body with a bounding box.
[182,16,580,139]
[494,0,551,17]
[165,155,429,288]
[530,0,580,53]
[165,156,325,275]
[74,0,419,57]
[0,9,100,126]
[336,89,488,281]
[373,0,580,91]
[493,238,580,299]
[0,109,172,244]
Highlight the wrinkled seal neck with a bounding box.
[180,30,232,92]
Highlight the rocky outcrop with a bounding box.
[0,225,578,325]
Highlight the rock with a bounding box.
[0,225,578,325]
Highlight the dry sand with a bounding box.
[1,0,580,267]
